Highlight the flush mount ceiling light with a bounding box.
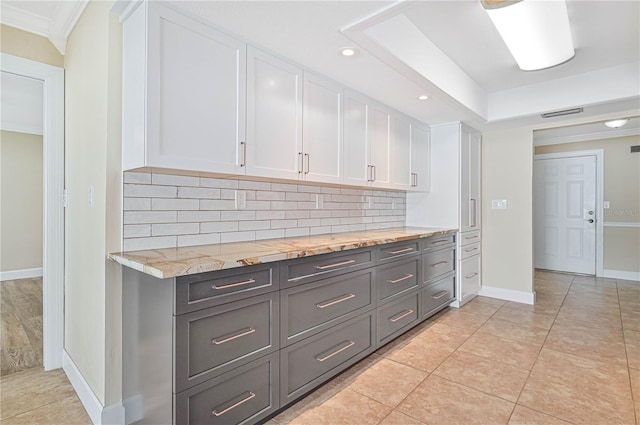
[417,95,429,101]
[604,119,629,129]
[339,47,359,57]
[481,0,575,71]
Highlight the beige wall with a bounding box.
[0,24,64,67]
[482,128,534,294]
[0,131,43,272]
[64,0,122,406]
[536,135,640,273]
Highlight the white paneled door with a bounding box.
[534,155,597,274]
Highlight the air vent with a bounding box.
[541,108,584,118]
[631,145,640,153]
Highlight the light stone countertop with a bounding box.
[109,226,457,279]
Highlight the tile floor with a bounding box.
[1,270,638,424]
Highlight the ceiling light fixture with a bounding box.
[339,47,358,57]
[604,119,629,129]
[417,95,429,101]
[481,0,575,71]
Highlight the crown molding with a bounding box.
[534,126,640,146]
[1,3,50,38]
[111,0,144,23]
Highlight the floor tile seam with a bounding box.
[512,401,579,425]
[435,348,532,375]
[428,373,518,408]
[472,325,549,348]
[0,396,67,422]
[482,316,555,334]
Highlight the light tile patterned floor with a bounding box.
[1,271,638,424]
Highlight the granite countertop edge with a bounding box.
[109,227,458,279]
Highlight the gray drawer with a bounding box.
[377,257,420,303]
[175,293,279,392]
[175,352,279,425]
[377,290,420,346]
[281,269,374,346]
[175,263,279,314]
[422,234,455,252]
[378,240,420,262]
[423,247,455,283]
[460,230,481,247]
[460,242,480,260]
[422,274,455,319]
[280,313,375,404]
[281,248,374,288]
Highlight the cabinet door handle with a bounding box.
[304,153,310,174]
[212,391,256,417]
[414,173,418,187]
[212,278,256,290]
[298,152,303,174]
[389,309,414,322]
[212,327,256,345]
[240,142,247,167]
[388,247,414,255]
[367,165,372,182]
[316,340,355,362]
[470,198,477,228]
[430,240,450,245]
[464,247,478,253]
[387,274,414,284]
[465,272,479,279]
[431,261,448,268]
[316,293,355,309]
[465,235,479,240]
[432,290,449,300]
[371,165,376,182]
[314,259,356,270]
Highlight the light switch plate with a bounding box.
[603,201,610,209]
[491,199,507,209]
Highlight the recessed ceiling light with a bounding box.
[339,47,358,57]
[604,119,629,129]
[417,95,430,101]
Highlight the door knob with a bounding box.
[586,219,594,223]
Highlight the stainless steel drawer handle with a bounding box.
[432,290,449,300]
[388,247,414,255]
[465,235,479,240]
[465,272,479,279]
[212,327,256,345]
[390,309,414,323]
[316,341,356,362]
[430,240,450,245]
[316,293,356,309]
[431,261,448,268]
[464,247,478,252]
[212,278,256,290]
[314,259,356,270]
[212,391,256,417]
[387,274,414,284]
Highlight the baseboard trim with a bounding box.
[0,267,43,281]
[477,285,536,305]
[123,395,144,425]
[63,351,125,425]
[603,269,640,282]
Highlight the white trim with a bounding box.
[111,0,144,23]
[0,268,43,281]
[603,269,640,282]
[534,149,605,277]
[48,0,89,54]
[123,395,144,425]
[0,122,43,135]
[63,351,126,425]
[477,285,536,305]
[1,53,65,371]
[534,127,640,146]
[0,3,49,38]
[603,222,640,228]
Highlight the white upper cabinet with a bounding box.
[123,2,246,174]
[343,91,370,186]
[410,122,430,192]
[460,126,481,231]
[302,73,343,184]
[391,114,412,189]
[369,104,393,188]
[246,47,303,180]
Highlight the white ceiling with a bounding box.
[2,0,639,136]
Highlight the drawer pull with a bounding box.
[389,309,414,323]
[314,259,356,270]
[430,240,450,245]
[212,391,256,417]
[388,247,414,255]
[212,327,256,345]
[316,340,356,362]
[212,278,256,290]
[316,293,356,309]
[387,274,414,284]
[431,261,449,268]
[464,247,478,253]
[432,290,449,300]
[465,272,479,279]
[465,235,479,240]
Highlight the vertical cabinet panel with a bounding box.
[370,105,392,187]
[303,73,343,184]
[146,4,245,174]
[391,115,412,189]
[246,47,303,180]
[460,126,481,232]
[410,123,430,192]
[343,91,370,186]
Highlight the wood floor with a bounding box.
[0,278,43,376]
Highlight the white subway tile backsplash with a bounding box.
[122,171,405,251]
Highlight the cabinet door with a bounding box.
[303,73,343,184]
[390,114,412,189]
[370,104,392,187]
[469,132,482,229]
[460,126,481,232]
[343,91,370,186]
[410,122,430,192]
[146,4,245,174]
[246,47,303,180]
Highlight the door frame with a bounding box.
[534,149,604,277]
[1,53,65,370]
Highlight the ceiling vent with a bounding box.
[540,108,584,118]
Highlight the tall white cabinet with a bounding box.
[406,122,481,306]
